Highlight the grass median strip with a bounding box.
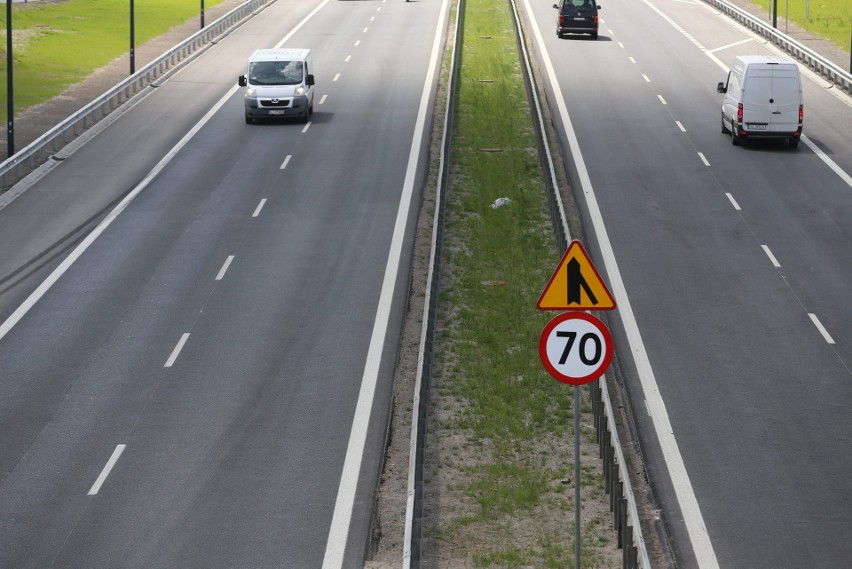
[420,0,621,564]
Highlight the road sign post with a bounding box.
[538,242,615,568]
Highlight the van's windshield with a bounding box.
[248,60,304,86]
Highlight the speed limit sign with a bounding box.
[539,312,613,385]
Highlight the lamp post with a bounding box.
[130,0,136,74]
[6,0,14,157]
[201,0,205,28]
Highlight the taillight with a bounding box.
[559,14,566,23]
[737,103,743,125]
[798,104,803,126]
[593,15,599,23]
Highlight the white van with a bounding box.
[716,55,803,148]
[238,48,315,124]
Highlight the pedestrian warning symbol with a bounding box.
[537,241,616,311]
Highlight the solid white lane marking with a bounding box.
[708,38,752,53]
[333,73,341,82]
[809,314,836,344]
[321,0,451,563]
[523,1,718,567]
[280,155,292,170]
[216,255,235,281]
[761,245,781,268]
[725,193,741,210]
[319,94,328,105]
[252,198,267,217]
[658,95,667,105]
[698,152,710,166]
[676,121,686,132]
[88,445,126,495]
[164,333,190,368]
[642,74,651,82]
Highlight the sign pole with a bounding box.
[574,385,581,569]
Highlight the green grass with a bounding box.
[426,0,617,563]
[760,0,852,52]
[0,0,227,120]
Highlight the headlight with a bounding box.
[246,88,257,97]
[295,86,305,96]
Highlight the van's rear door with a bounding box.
[768,66,800,133]
[742,68,772,130]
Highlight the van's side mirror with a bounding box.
[716,81,727,94]
[238,75,247,87]
[306,74,315,86]
[552,3,558,7]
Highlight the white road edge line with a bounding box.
[523,0,720,567]
[725,192,741,210]
[321,0,450,565]
[252,198,267,218]
[809,313,836,344]
[164,333,191,368]
[87,444,126,496]
[216,255,235,281]
[761,245,781,268]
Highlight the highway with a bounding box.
[0,0,448,567]
[522,0,852,566]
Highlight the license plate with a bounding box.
[268,110,287,116]
[748,124,767,130]
[573,17,586,20]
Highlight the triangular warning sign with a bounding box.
[537,241,616,311]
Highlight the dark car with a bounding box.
[554,0,600,39]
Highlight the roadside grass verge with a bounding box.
[421,0,620,564]
[0,0,227,121]
[756,0,852,52]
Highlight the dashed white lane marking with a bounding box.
[642,74,651,82]
[370,15,375,21]
[301,122,312,134]
[88,445,126,496]
[355,40,361,47]
[618,41,624,48]
[676,121,686,132]
[761,245,781,268]
[363,27,369,33]
[658,95,667,105]
[280,155,292,170]
[725,193,741,210]
[809,313,836,344]
[164,333,190,368]
[345,55,352,63]
[698,152,710,166]
[333,73,341,82]
[319,94,328,105]
[216,255,235,281]
[629,56,637,63]
[252,199,267,217]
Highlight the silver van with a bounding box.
[717,55,803,148]
[239,48,315,124]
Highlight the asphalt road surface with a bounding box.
[522,0,852,566]
[0,0,448,566]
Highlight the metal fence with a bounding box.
[705,0,852,93]
[0,0,276,190]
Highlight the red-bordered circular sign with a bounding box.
[539,312,613,385]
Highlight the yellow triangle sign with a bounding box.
[537,241,616,311]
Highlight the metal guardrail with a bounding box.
[705,0,852,94]
[0,0,276,190]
